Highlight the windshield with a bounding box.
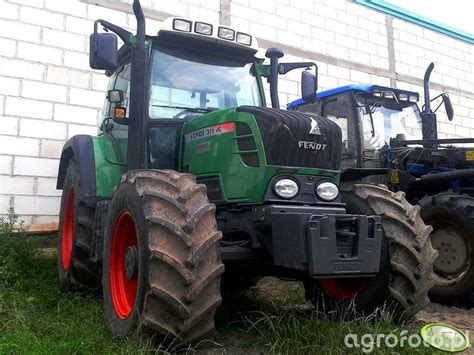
[149,45,262,119]
[359,103,422,149]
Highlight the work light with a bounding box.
[409,95,418,102]
[236,32,252,46]
[274,179,299,199]
[316,181,338,201]
[173,19,192,32]
[218,27,235,40]
[195,22,212,35]
[398,93,408,101]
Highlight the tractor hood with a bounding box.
[236,106,342,171]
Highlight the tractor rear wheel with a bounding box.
[102,170,224,342]
[57,158,100,290]
[304,184,437,319]
[418,193,474,307]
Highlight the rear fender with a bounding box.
[57,135,97,207]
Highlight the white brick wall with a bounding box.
[0,0,472,224]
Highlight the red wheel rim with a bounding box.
[61,187,75,270]
[110,211,138,319]
[318,278,368,301]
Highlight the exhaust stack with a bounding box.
[421,62,437,149]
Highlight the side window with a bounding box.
[149,125,180,170]
[109,64,131,118]
[103,64,131,166]
[360,110,385,150]
[297,93,358,167]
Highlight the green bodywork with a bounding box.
[181,108,339,204]
[88,41,339,204]
[92,107,340,204]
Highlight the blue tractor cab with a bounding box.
[288,84,422,169]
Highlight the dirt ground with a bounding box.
[255,277,474,345]
[415,302,474,345]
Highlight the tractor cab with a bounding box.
[288,85,423,168]
[97,17,265,171]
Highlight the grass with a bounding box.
[0,230,437,354]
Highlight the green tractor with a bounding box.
[56,0,437,342]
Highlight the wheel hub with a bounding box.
[61,187,75,270]
[431,228,468,275]
[109,211,139,319]
[124,246,138,280]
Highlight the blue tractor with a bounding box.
[289,64,474,307]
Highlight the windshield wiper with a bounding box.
[364,104,376,137]
[151,104,214,113]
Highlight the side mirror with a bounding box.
[89,31,118,71]
[442,93,454,121]
[301,70,317,102]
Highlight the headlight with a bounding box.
[316,181,338,201]
[274,179,299,199]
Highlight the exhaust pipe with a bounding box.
[127,0,147,170]
[421,62,437,149]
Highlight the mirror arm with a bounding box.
[278,62,317,75]
[94,19,133,46]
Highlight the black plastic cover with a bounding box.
[236,106,342,170]
[264,205,382,277]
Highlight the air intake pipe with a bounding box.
[265,48,284,109]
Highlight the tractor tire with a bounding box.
[304,184,437,320]
[418,193,474,307]
[57,158,100,291]
[102,170,224,342]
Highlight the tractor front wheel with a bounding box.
[419,193,474,307]
[102,170,224,342]
[304,184,437,319]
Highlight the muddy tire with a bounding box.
[304,184,437,319]
[57,158,100,290]
[102,170,224,342]
[418,193,474,307]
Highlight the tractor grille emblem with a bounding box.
[308,116,321,135]
[298,141,327,151]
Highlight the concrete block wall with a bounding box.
[0,0,472,224]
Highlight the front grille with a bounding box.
[235,122,259,167]
[236,106,341,170]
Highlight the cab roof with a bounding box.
[287,84,419,109]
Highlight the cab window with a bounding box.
[296,92,358,167]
